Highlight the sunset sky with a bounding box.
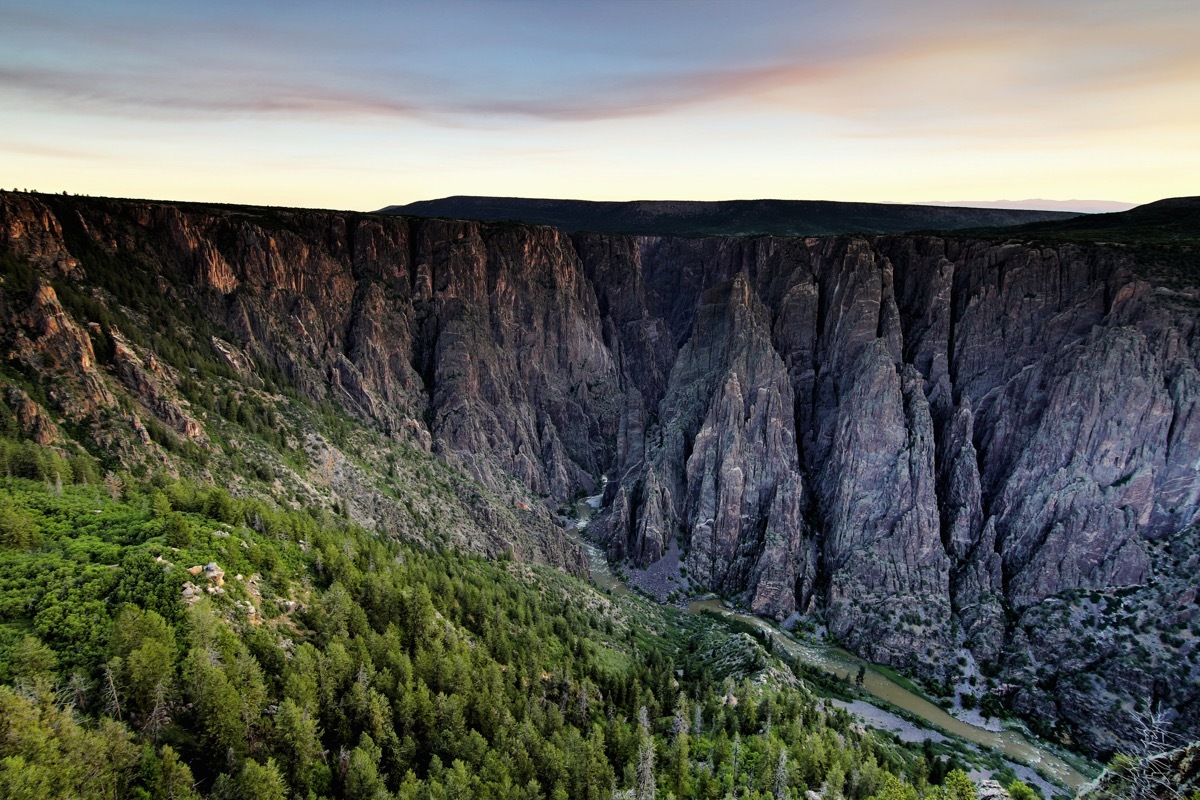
[2,0,1197,211]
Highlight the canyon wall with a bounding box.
[2,192,1197,754]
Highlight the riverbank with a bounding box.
[562,497,1092,794]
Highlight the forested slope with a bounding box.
[1,190,1196,797]
[1,434,989,800]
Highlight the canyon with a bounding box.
[2,190,1197,758]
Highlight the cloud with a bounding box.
[0,57,828,125]
[0,0,1196,139]
[0,65,431,119]
[0,138,100,161]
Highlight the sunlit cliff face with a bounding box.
[1,0,1197,208]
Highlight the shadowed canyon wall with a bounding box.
[2,192,1197,755]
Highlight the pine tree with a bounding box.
[102,660,123,721]
[238,757,287,800]
[732,732,741,798]
[942,769,977,800]
[156,745,201,800]
[636,706,656,800]
[673,692,691,739]
[144,678,172,742]
[1007,781,1036,800]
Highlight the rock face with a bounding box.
[1078,741,1200,800]
[2,191,1198,755]
[578,231,1200,747]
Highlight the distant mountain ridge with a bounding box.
[970,195,1200,246]
[916,199,1136,213]
[380,195,1080,237]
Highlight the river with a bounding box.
[685,599,1088,790]
[568,494,1089,792]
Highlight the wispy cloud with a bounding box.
[1,0,1196,207]
[0,65,434,119]
[0,138,100,161]
[2,0,1197,132]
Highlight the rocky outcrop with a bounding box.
[0,192,80,275]
[418,224,621,501]
[976,781,1011,800]
[110,331,205,440]
[0,193,603,574]
[585,237,958,671]
[1,191,1197,754]
[598,272,809,609]
[1077,741,1200,800]
[579,230,1199,741]
[213,213,618,504]
[5,387,62,446]
[7,281,116,421]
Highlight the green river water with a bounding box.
[570,496,1089,792]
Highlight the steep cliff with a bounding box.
[0,192,603,572]
[585,230,1199,754]
[2,191,1197,757]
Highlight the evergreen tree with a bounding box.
[636,706,656,800]
[870,773,918,800]
[1007,780,1037,800]
[238,758,287,800]
[156,746,202,800]
[774,748,789,800]
[941,769,977,800]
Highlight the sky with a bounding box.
[1,0,1198,211]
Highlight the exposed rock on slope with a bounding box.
[1077,741,1200,800]
[2,191,1198,755]
[577,230,1199,750]
[0,192,599,572]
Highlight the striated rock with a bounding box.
[420,223,621,503]
[595,269,810,613]
[6,388,62,446]
[746,475,814,617]
[110,330,205,440]
[0,192,80,275]
[676,275,806,607]
[581,230,1199,741]
[7,281,117,426]
[2,191,1198,754]
[210,336,256,379]
[989,326,1172,607]
[816,346,952,671]
[938,399,1004,659]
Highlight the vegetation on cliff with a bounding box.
[0,433,1011,800]
[1,190,1197,797]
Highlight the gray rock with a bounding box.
[4,193,1198,755]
